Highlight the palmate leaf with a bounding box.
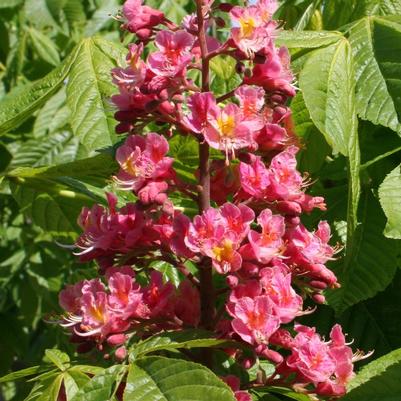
[348,16,401,135]
[0,43,81,134]
[124,356,236,401]
[276,30,343,49]
[378,163,401,239]
[28,27,60,67]
[130,330,237,360]
[342,348,401,401]
[326,192,399,314]
[66,37,125,153]
[70,365,124,401]
[10,131,80,169]
[299,37,360,251]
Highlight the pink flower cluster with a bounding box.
[54,1,371,400]
[59,268,200,356]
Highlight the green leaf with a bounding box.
[0,366,42,383]
[0,0,23,8]
[130,330,237,360]
[63,370,91,400]
[342,348,401,401]
[28,27,60,66]
[267,387,311,401]
[10,132,79,168]
[326,192,399,314]
[299,38,355,156]
[44,349,70,371]
[66,37,124,152]
[70,365,124,401]
[84,0,120,36]
[276,30,343,48]
[9,176,101,236]
[124,356,236,401]
[379,162,401,237]
[0,142,12,172]
[0,43,81,134]
[349,16,401,135]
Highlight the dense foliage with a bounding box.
[0,0,401,401]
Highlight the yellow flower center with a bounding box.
[212,239,234,262]
[239,17,256,38]
[217,115,236,138]
[123,155,139,177]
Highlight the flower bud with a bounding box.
[215,17,225,28]
[235,62,245,74]
[309,280,328,290]
[312,293,326,304]
[115,346,127,360]
[107,334,127,346]
[219,3,234,12]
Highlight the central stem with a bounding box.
[195,0,215,331]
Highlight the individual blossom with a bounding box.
[122,0,165,34]
[238,155,270,198]
[111,43,146,92]
[285,324,337,384]
[75,193,144,262]
[285,221,339,287]
[247,208,285,263]
[204,102,253,160]
[229,5,276,56]
[114,132,174,193]
[244,45,296,97]
[142,270,176,318]
[260,264,303,323]
[228,295,280,345]
[235,85,266,130]
[108,272,149,319]
[148,30,195,78]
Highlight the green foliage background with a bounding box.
[0,0,401,400]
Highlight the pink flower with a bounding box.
[228,296,280,344]
[184,92,220,133]
[185,207,225,254]
[114,133,174,192]
[205,233,243,274]
[75,193,144,261]
[235,85,265,130]
[59,282,85,314]
[229,6,276,56]
[248,208,285,263]
[142,271,176,318]
[286,324,336,384]
[122,0,165,33]
[111,44,146,92]
[244,46,296,97]
[285,221,335,267]
[204,103,253,159]
[239,155,270,198]
[220,203,255,242]
[148,30,195,77]
[108,272,149,319]
[260,264,303,323]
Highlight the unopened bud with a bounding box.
[219,3,234,12]
[215,17,225,28]
[235,62,245,74]
[310,280,328,290]
[270,93,286,104]
[312,293,326,304]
